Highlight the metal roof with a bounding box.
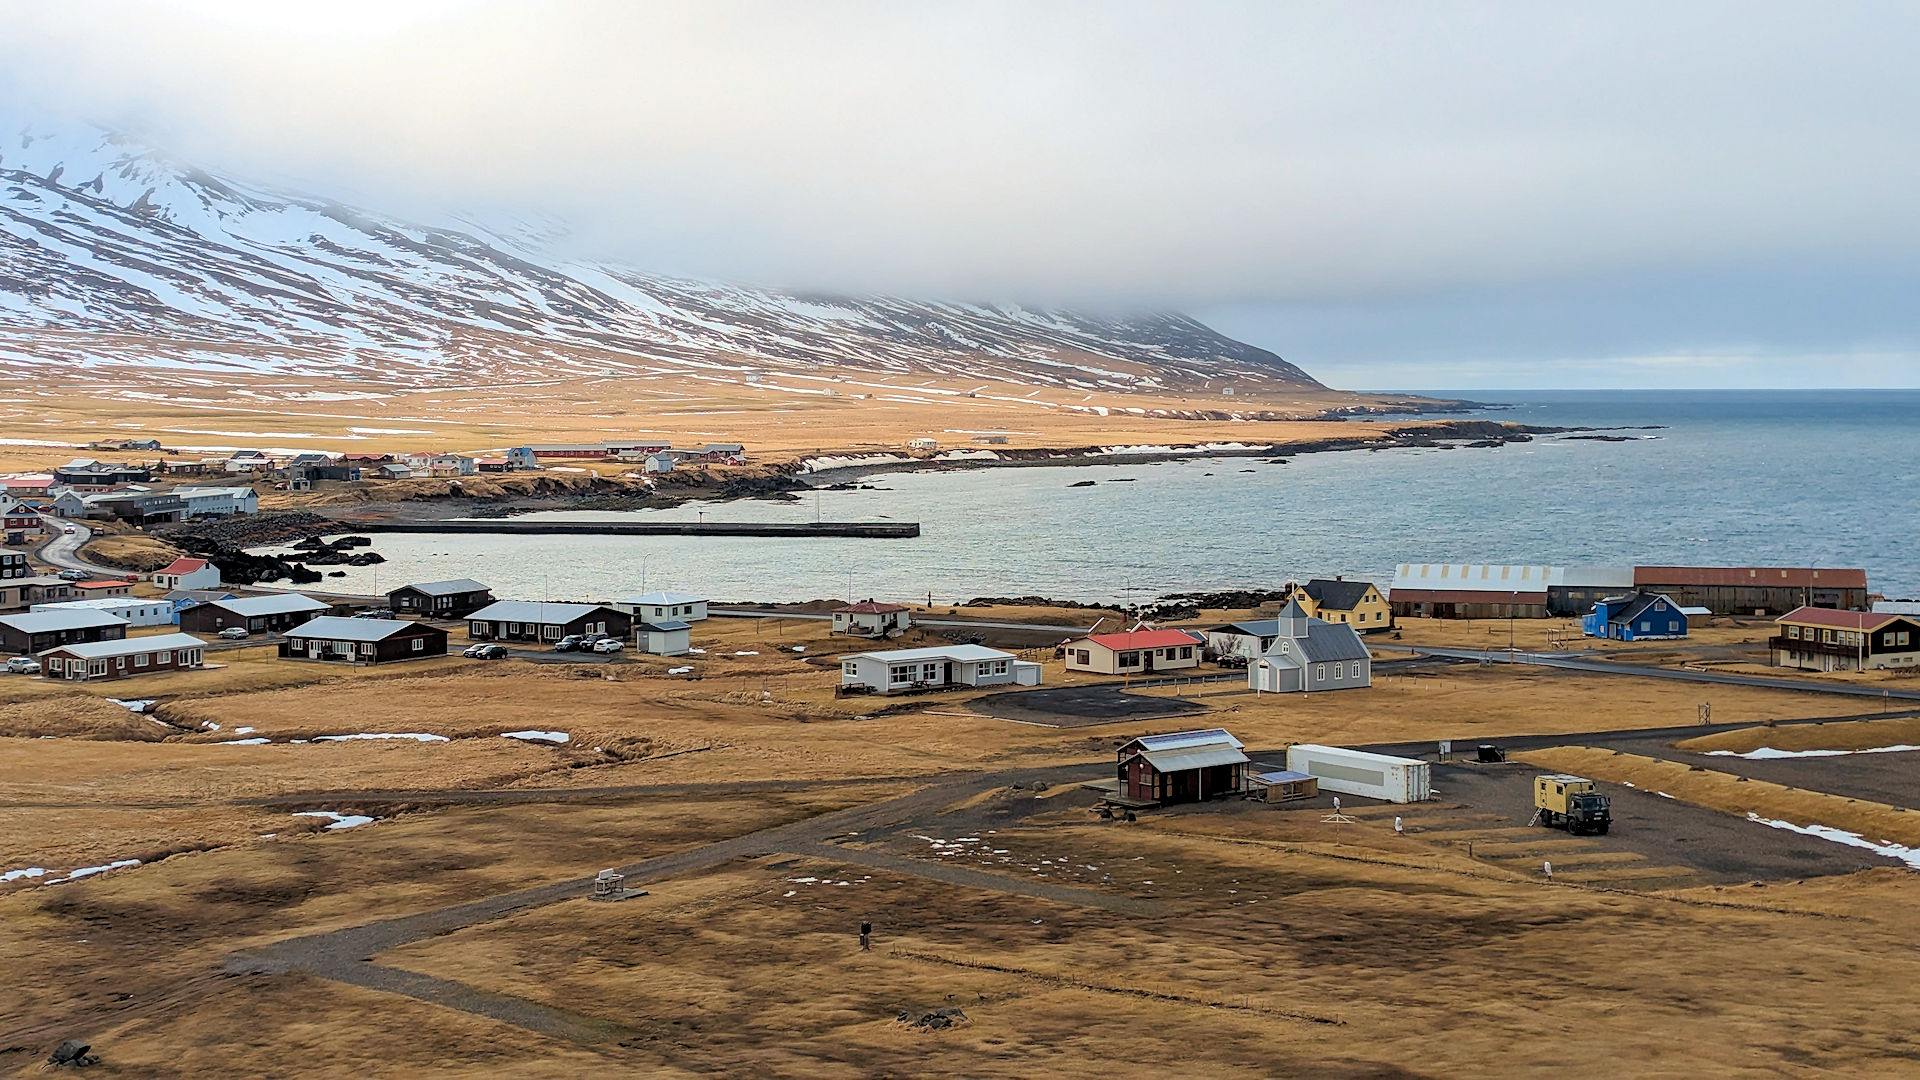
[1125,728,1246,752]
[467,600,619,623]
[845,644,1014,664]
[1635,566,1868,589]
[638,620,691,632]
[209,594,331,617]
[1776,606,1906,632]
[1392,563,1554,593]
[392,578,490,597]
[1253,770,1314,784]
[0,609,130,633]
[39,633,206,659]
[1082,628,1203,650]
[1301,579,1377,611]
[838,601,909,613]
[624,591,705,605]
[1288,622,1372,663]
[1136,745,1250,773]
[1388,588,1549,605]
[1207,619,1278,637]
[286,616,431,642]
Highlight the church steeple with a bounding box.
[1274,596,1310,638]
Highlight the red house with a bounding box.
[1115,729,1249,804]
[1,499,41,533]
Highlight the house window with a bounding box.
[888,665,912,684]
[360,643,376,656]
[921,662,941,682]
[1180,646,1193,659]
[1074,650,1090,665]
[1787,626,1800,639]
[1314,664,1326,680]
[134,653,149,667]
[543,625,561,641]
[1900,632,1912,646]
[842,662,858,677]
[1278,641,1290,654]
[508,622,521,635]
[89,660,107,676]
[1351,661,1362,678]
[1118,651,1140,667]
[46,658,63,674]
[411,638,424,651]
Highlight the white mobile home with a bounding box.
[1285,744,1431,804]
[840,644,1039,695]
[32,596,174,628]
[618,591,708,623]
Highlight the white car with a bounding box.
[4,656,39,674]
[590,638,624,654]
[217,627,251,640]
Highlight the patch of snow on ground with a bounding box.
[60,859,141,881]
[734,650,759,656]
[1707,744,1920,760]
[1746,812,1920,868]
[791,646,805,652]
[107,698,156,712]
[296,811,377,831]
[668,666,693,674]
[313,733,449,742]
[502,730,570,744]
[218,737,270,745]
[3,867,48,883]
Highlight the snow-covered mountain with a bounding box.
[0,113,1318,391]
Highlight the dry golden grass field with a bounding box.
[4,608,1919,1077]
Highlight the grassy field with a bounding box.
[5,610,1919,1075]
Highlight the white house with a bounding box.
[153,557,222,591]
[32,596,175,628]
[839,644,1039,694]
[224,450,273,473]
[642,453,675,474]
[618,591,707,623]
[402,453,478,477]
[635,619,692,656]
[503,447,539,470]
[1247,599,1372,693]
[171,486,258,517]
[1062,628,1203,676]
[832,601,912,637]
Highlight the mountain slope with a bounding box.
[0,115,1317,392]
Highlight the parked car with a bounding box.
[217,627,250,640]
[5,657,39,674]
[58,569,89,581]
[469,644,509,660]
[553,635,586,652]
[353,608,395,619]
[590,638,624,654]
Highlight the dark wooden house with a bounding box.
[1115,728,1249,805]
[388,578,495,619]
[0,609,128,654]
[465,601,630,643]
[279,617,449,665]
[178,593,331,635]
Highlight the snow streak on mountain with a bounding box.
[0,114,1318,390]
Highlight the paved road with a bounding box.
[33,515,113,575]
[1389,644,1920,702]
[713,607,1096,635]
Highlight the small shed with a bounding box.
[635,619,692,656]
[1115,729,1249,804]
[1250,769,1319,803]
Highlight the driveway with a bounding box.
[969,683,1208,727]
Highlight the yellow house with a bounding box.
[1290,578,1393,633]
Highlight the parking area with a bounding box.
[968,684,1208,727]
[1598,736,1920,810]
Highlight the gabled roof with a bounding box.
[1135,745,1250,773]
[207,594,330,617]
[1121,728,1246,753]
[1081,628,1202,651]
[1776,606,1905,632]
[1264,618,1370,663]
[845,644,1014,664]
[837,601,908,614]
[165,589,234,604]
[1608,592,1681,625]
[1207,619,1278,637]
[1273,597,1311,621]
[625,591,706,605]
[39,633,205,659]
[1301,578,1376,611]
[75,580,131,591]
[0,609,130,633]
[467,600,620,624]
[287,616,433,642]
[157,558,211,576]
[392,578,490,597]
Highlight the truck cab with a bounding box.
[1534,773,1612,835]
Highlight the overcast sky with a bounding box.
[3,0,1917,388]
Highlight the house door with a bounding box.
[1144,651,1155,674]
[309,641,324,659]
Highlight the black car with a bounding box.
[553,635,586,652]
[471,644,509,660]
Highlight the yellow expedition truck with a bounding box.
[1534,773,1612,835]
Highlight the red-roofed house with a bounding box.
[74,580,133,597]
[1772,607,1920,672]
[1064,628,1203,676]
[153,558,221,590]
[832,600,912,638]
[2,499,42,535]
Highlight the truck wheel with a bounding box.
[1595,823,1609,835]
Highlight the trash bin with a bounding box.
[1476,744,1506,763]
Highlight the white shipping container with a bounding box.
[1286,744,1431,804]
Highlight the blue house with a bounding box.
[1583,592,1687,641]
[165,588,237,625]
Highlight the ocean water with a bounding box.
[272,390,1920,605]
